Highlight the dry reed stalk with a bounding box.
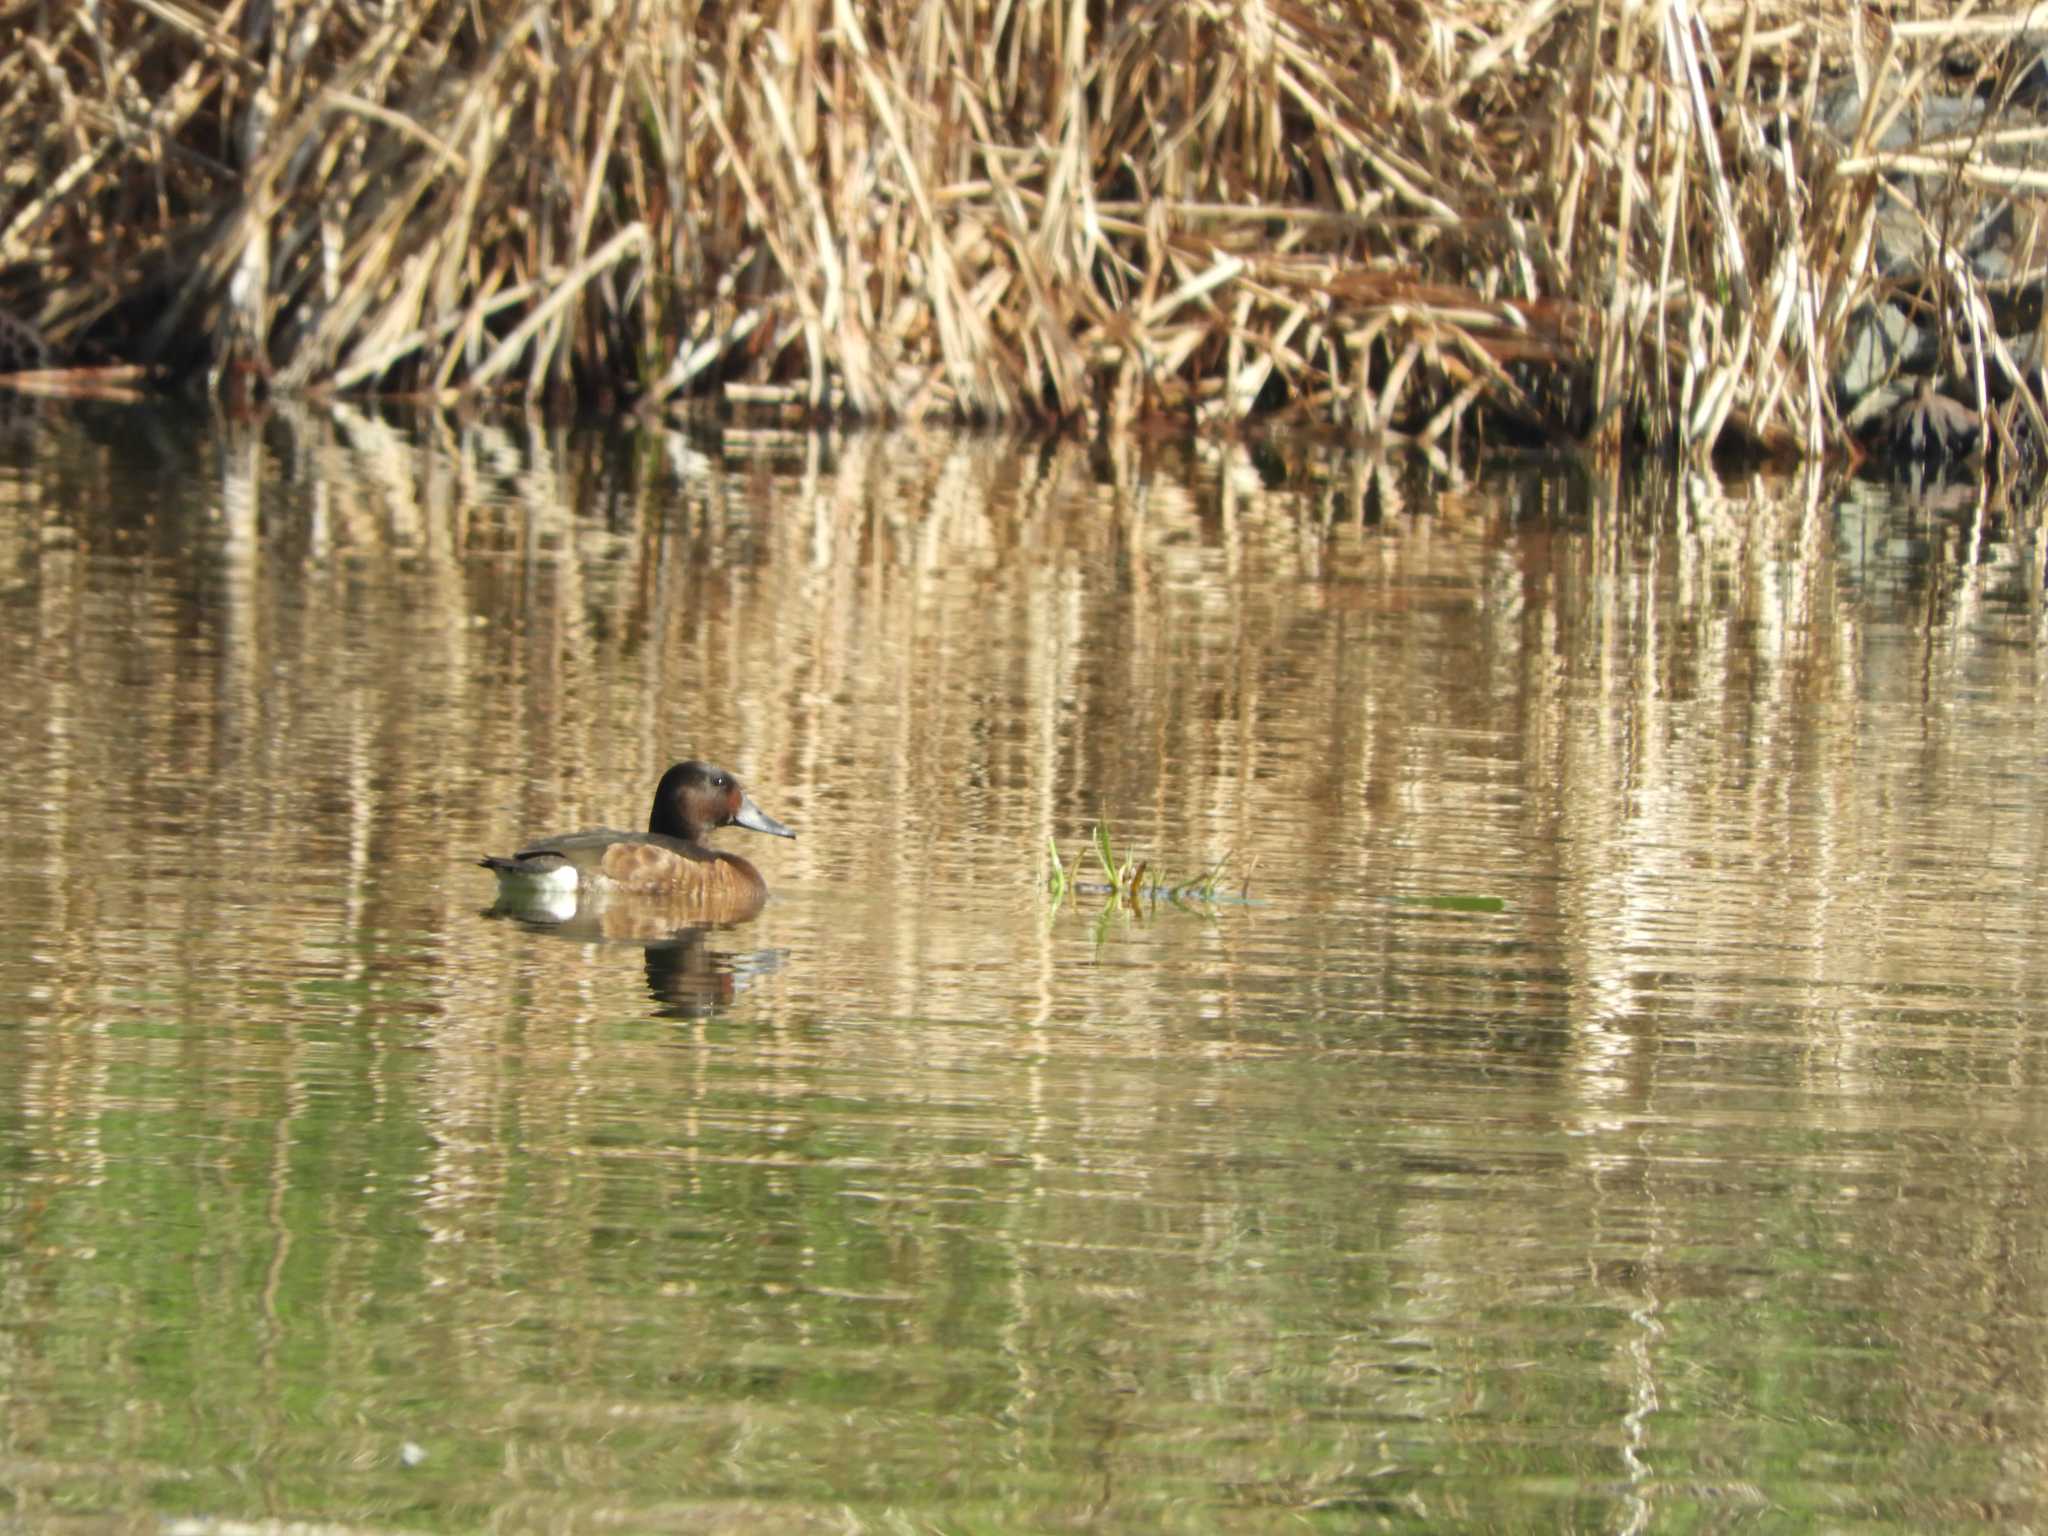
[0,0,2039,463]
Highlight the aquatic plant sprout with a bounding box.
[1047,822,1249,918]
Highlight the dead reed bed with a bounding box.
[3,1,2045,458]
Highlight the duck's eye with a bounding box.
[713,774,733,790]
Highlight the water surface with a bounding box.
[2,404,2045,1531]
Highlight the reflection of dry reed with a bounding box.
[16,406,2038,1065]
[5,3,2044,453]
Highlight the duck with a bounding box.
[480,761,795,922]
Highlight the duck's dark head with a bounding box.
[649,760,797,844]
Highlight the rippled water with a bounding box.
[3,402,2048,1531]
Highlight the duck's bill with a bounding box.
[735,795,797,839]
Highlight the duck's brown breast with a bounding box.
[597,841,769,919]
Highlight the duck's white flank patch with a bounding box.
[509,864,580,894]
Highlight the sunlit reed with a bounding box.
[2,2,2038,457]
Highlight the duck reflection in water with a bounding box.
[482,907,786,1018]
[479,760,796,1016]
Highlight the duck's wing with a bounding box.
[481,826,640,880]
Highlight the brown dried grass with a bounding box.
[0,0,2038,455]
